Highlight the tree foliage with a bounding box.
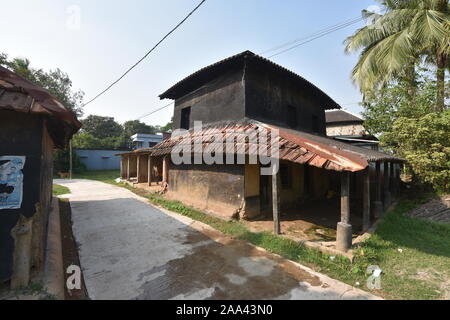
[82,115,124,139]
[74,116,171,150]
[363,71,449,192]
[383,111,450,192]
[0,52,84,116]
[72,132,127,150]
[362,70,438,136]
[345,0,449,110]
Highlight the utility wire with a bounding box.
[83,0,207,107]
[259,16,362,55]
[136,101,174,120]
[267,17,364,58]
[135,15,365,121]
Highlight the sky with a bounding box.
[1,0,380,126]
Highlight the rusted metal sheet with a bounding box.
[0,66,81,148]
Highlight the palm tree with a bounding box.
[345,0,449,111]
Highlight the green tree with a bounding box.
[122,120,156,137]
[72,132,128,150]
[362,71,449,191]
[81,115,123,139]
[0,53,84,116]
[362,70,438,136]
[53,149,86,174]
[383,110,450,192]
[345,0,449,111]
[155,118,174,133]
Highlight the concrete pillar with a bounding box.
[137,155,141,183]
[337,172,352,252]
[363,168,371,232]
[120,157,124,179]
[373,162,383,218]
[126,155,130,180]
[384,162,391,209]
[162,156,169,183]
[148,155,152,186]
[272,164,281,235]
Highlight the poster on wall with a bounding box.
[0,156,25,210]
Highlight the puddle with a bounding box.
[135,227,322,299]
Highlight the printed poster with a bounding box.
[0,156,25,210]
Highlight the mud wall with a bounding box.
[326,123,366,137]
[173,68,246,130]
[167,163,245,220]
[129,155,137,178]
[279,162,305,210]
[245,61,327,135]
[137,154,149,183]
[32,122,54,273]
[0,110,44,281]
[243,164,260,219]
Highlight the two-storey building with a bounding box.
[119,51,403,253]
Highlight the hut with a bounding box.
[0,66,81,288]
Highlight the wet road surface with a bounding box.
[55,179,379,300]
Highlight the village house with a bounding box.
[325,109,379,150]
[118,51,403,253]
[0,66,81,288]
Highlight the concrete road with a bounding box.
[55,179,379,300]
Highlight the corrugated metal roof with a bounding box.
[326,109,364,124]
[159,50,341,110]
[0,66,81,148]
[119,119,403,172]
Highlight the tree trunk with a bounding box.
[436,52,446,112]
[405,61,417,97]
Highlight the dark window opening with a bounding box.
[287,105,298,128]
[280,163,292,189]
[180,107,191,130]
[148,142,158,147]
[312,115,319,133]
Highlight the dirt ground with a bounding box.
[59,199,89,300]
[407,194,450,224]
[244,199,364,243]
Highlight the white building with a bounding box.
[131,133,163,150]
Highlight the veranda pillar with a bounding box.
[272,163,281,235]
[337,172,352,252]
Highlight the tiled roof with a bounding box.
[119,119,403,172]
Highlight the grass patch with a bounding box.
[53,184,70,196]
[353,194,450,300]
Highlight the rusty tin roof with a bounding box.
[0,66,81,148]
[119,119,403,172]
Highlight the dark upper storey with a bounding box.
[159,51,340,135]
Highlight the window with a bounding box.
[180,107,191,130]
[280,164,292,189]
[149,142,158,147]
[286,105,298,128]
[312,115,319,133]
